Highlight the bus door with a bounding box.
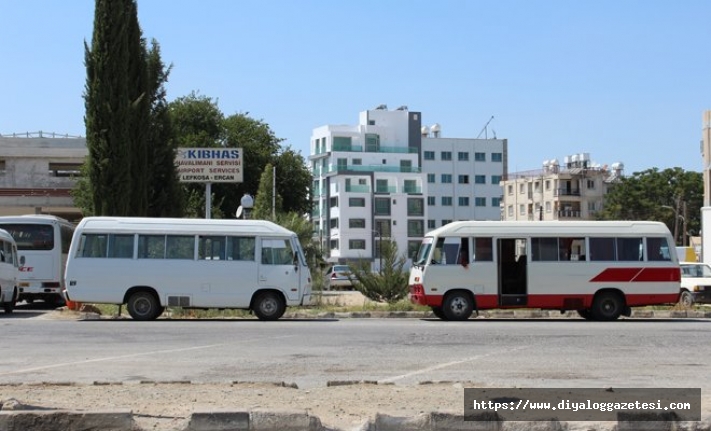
[258,237,301,301]
[497,238,528,306]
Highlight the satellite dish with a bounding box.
[235,206,243,218]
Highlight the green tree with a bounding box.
[597,167,703,244]
[348,240,410,304]
[274,147,312,215]
[84,0,133,215]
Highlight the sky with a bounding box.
[1,0,710,175]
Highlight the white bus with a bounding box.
[64,217,313,321]
[0,228,19,314]
[0,215,75,305]
[409,221,681,321]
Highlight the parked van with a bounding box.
[0,228,20,314]
[65,217,313,320]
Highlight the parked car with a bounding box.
[679,261,711,306]
[324,265,355,290]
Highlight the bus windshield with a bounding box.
[414,237,434,267]
[0,224,54,251]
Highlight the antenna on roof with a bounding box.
[477,116,494,139]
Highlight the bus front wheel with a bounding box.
[441,292,473,321]
[127,291,161,321]
[253,292,286,321]
[591,292,623,321]
[431,306,445,320]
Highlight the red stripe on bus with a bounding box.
[589,268,643,282]
[410,293,680,309]
[590,267,680,283]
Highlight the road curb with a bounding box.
[1,410,708,431]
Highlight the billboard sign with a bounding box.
[176,147,243,183]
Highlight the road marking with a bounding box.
[378,345,530,383]
[0,335,293,376]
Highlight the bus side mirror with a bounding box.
[293,253,299,270]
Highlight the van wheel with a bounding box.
[127,291,161,321]
[253,292,285,321]
[442,292,473,321]
[679,291,694,307]
[591,292,623,321]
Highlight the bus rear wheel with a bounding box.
[127,291,161,321]
[577,309,593,320]
[431,306,445,320]
[442,292,473,321]
[591,292,623,321]
[253,292,285,321]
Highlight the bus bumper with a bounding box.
[409,284,442,307]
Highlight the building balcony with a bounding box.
[555,188,581,197]
[375,186,397,194]
[345,184,370,193]
[557,210,582,219]
[403,185,422,194]
[327,165,421,174]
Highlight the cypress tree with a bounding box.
[84,0,133,215]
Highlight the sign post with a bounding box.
[176,147,244,219]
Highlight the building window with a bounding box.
[374,197,391,215]
[427,219,436,229]
[330,239,339,249]
[376,179,389,193]
[330,218,339,229]
[491,175,502,185]
[400,160,413,173]
[545,180,551,190]
[427,196,436,206]
[491,152,503,162]
[407,220,424,237]
[408,241,420,259]
[519,184,525,194]
[442,196,453,206]
[441,219,452,226]
[587,179,595,189]
[49,162,82,177]
[349,239,366,250]
[375,219,391,237]
[427,173,435,183]
[441,174,452,183]
[458,197,470,206]
[333,136,352,151]
[458,175,469,184]
[519,204,525,215]
[349,218,366,228]
[404,179,419,193]
[508,185,513,195]
[365,133,380,152]
[474,152,486,162]
[492,197,501,207]
[507,205,513,217]
[475,197,486,207]
[359,178,367,185]
[330,196,338,207]
[349,197,365,207]
[407,198,424,216]
[352,158,362,165]
[458,152,469,161]
[475,175,486,184]
[546,201,552,213]
[424,151,435,160]
[441,151,452,161]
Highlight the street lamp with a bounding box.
[661,204,686,246]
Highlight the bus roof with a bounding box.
[425,220,672,238]
[76,216,296,236]
[0,214,73,225]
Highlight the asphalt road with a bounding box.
[0,310,709,392]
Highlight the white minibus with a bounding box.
[64,217,312,320]
[0,215,75,304]
[409,220,681,321]
[0,228,19,313]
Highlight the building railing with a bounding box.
[327,165,422,174]
[345,184,370,193]
[0,131,84,139]
[403,185,422,194]
[557,210,581,218]
[555,188,581,197]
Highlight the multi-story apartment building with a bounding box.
[500,153,623,221]
[309,106,507,269]
[0,133,86,221]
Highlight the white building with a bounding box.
[309,106,507,268]
[500,154,622,221]
[0,133,86,221]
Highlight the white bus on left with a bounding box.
[64,217,312,320]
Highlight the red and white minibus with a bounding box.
[409,220,681,321]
